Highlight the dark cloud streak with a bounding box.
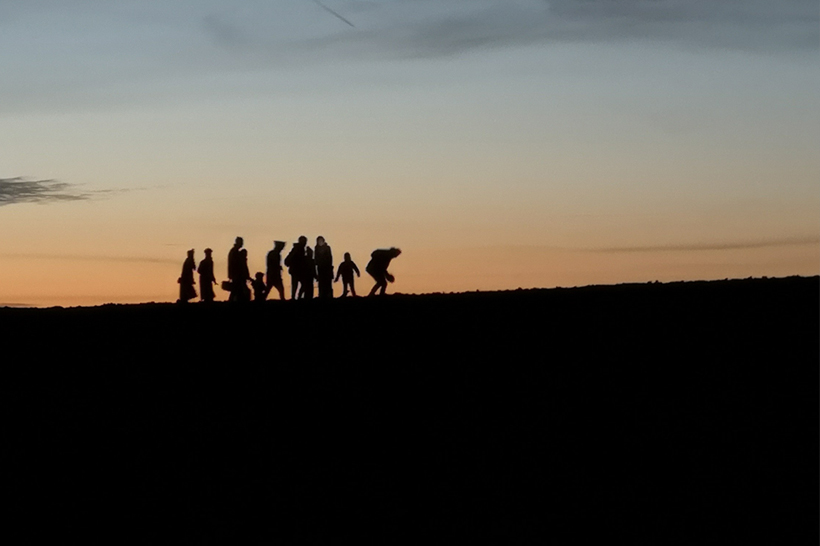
[0,177,146,206]
[201,0,819,61]
[313,0,355,28]
[0,177,89,206]
[588,237,820,253]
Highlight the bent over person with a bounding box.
[366,247,401,296]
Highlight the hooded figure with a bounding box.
[178,249,197,303]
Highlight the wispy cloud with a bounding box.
[0,177,146,206]
[589,236,820,253]
[201,0,819,60]
[0,177,89,206]
[0,252,179,265]
[0,1,814,113]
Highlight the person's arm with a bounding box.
[353,263,360,277]
[335,266,342,282]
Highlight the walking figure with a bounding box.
[227,237,247,302]
[366,248,401,296]
[315,236,334,299]
[178,249,197,303]
[266,240,286,300]
[285,236,307,300]
[198,248,217,302]
[335,252,360,297]
[236,248,252,302]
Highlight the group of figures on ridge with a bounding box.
[178,236,402,303]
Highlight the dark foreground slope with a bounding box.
[3,277,818,544]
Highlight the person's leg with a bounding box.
[350,277,357,297]
[323,269,334,299]
[291,275,299,299]
[368,273,386,296]
[275,279,285,300]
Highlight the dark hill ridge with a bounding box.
[3,276,818,544]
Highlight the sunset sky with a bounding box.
[1,0,818,307]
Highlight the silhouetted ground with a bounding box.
[2,277,818,544]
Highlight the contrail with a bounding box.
[313,0,355,27]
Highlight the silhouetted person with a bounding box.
[285,236,307,300]
[227,236,246,302]
[198,248,217,302]
[335,252,360,297]
[252,272,267,302]
[367,247,401,296]
[300,246,317,300]
[266,240,286,301]
[315,236,334,299]
[178,249,197,303]
[236,248,252,302]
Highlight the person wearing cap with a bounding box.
[266,240,286,300]
[198,248,217,303]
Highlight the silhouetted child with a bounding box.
[335,252,360,297]
[252,272,267,302]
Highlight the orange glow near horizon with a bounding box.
[1,241,816,308]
